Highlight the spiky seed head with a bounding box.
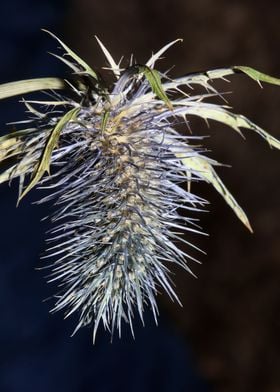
[0,32,280,341]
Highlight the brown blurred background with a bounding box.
[64,1,280,391]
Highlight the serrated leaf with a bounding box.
[19,107,80,201]
[173,103,280,150]
[234,66,280,86]
[0,78,66,100]
[180,154,253,232]
[161,66,280,96]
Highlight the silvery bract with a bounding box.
[1,31,279,341]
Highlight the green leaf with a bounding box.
[173,103,280,150]
[135,65,173,110]
[19,107,80,201]
[180,154,253,232]
[0,78,66,100]
[234,66,280,86]
[22,99,45,118]
[0,128,38,144]
[48,52,82,74]
[0,128,38,164]
[43,29,98,81]
[161,66,280,95]
[0,138,20,162]
[161,135,253,232]
[101,109,110,133]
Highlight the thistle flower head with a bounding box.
[1,32,280,341]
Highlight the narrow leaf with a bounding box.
[234,66,280,86]
[180,154,253,232]
[19,107,80,201]
[137,65,173,110]
[22,98,45,118]
[155,133,251,230]
[0,128,40,162]
[0,138,20,161]
[173,104,280,150]
[24,99,74,106]
[0,78,66,100]
[0,165,22,185]
[146,39,183,69]
[0,157,34,185]
[48,52,81,73]
[101,110,110,133]
[161,65,280,94]
[0,128,38,144]
[43,29,98,80]
[95,36,120,78]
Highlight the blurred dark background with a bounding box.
[0,1,280,391]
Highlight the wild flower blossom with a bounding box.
[0,32,280,341]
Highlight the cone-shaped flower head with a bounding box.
[0,32,280,341]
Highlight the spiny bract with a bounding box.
[0,32,280,341]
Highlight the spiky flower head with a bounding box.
[1,32,280,341]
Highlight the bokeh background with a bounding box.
[0,1,280,391]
